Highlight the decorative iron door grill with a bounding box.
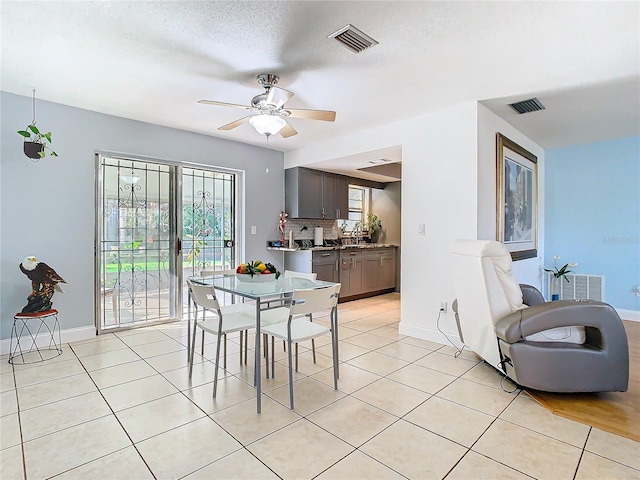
[98,158,176,330]
[181,167,236,277]
[98,158,238,332]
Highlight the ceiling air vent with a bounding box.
[509,98,546,114]
[328,24,378,54]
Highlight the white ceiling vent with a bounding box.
[509,98,546,114]
[328,24,378,54]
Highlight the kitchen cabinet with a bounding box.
[282,245,397,301]
[334,175,349,221]
[340,249,364,297]
[379,249,397,290]
[285,167,349,219]
[312,250,339,283]
[364,248,397,291]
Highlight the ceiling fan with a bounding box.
[198,73,336,138]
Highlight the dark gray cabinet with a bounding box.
[312,250,339,283]
[334,175,349,220]
[340,249,364,297]
[285,246,397,300]
[364,248,397,291]
[285,167,349,219]
[379,249,397,290]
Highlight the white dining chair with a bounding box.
[262,270,319,373]
[284,270,317,281]
[261,284,341,409]
[186,280,257,397]
[196,269,252,366]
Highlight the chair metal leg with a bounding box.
[309,313,316,363]
[295,343,299,372]
[265,333,270,379]
[287,338,294,410]
[187,295,192,362]
[244,330,248,365]
[271,335,275,378]
[239,330,244,365]
[188,311,199,379]
[330,313,339,390]
[333,307,340,379]
[213,327,223,398]
[223,333,227,369]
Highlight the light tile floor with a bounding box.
[2,293,639,479]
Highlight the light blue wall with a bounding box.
[545,136,640,312]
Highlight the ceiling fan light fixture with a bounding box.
[249,114,286,136]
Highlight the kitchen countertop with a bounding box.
[266,244,398,252]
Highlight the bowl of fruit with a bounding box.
[236,260,281,283]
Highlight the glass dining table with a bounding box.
[187,273,340,413]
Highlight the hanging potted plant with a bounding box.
[17,89,58,160]
[17,124,58,159]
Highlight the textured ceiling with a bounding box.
[1,1,638,169]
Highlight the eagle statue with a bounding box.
[19,256,67,313]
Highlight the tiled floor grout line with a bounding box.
[10,363,29,480]
[572,448,586,480]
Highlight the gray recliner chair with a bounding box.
[449,239,629,393]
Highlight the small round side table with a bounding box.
[9,309,63,364]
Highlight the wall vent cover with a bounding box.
[328,24,378,54]
[509,97,546,114]
[547,272,604,302]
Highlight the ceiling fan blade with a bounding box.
[280,122,298,138]
[218,116,251,131]
[198,100,252,110]
[286,108,336,122]
[266,86,294,108]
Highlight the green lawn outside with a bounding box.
[104,260,225,273]
[105,261,168,273]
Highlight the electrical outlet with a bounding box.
[636,286,640,297]
[440,301,447,313]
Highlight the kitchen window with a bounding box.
[342,185,369,232]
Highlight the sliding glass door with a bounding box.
[96,155,238,332]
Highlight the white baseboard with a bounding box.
[617,309,640,322]
[399,321,463,349]
[1,325,96,356]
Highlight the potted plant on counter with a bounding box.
[365,213,382,243]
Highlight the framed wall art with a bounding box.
[496,133,538,261]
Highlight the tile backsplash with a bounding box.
[282,219,340,241]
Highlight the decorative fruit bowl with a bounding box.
[235,273,276,283]
[235,260,280,283]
